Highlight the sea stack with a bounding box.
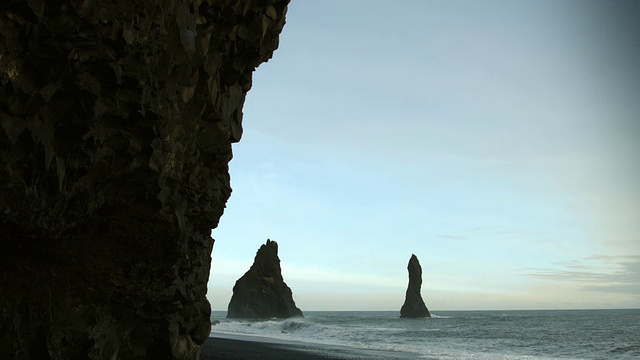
[227,240,303,318]
[400,254,431,318]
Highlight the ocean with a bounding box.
[210,309,640,359]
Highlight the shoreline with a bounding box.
[202,334,418,360]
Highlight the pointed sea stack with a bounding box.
[400,254,431,318]
[227,240,303,318]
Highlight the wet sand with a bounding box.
[202,335,416,360]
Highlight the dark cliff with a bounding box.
[0,1,289,358]
[400,254,431,318]
[227,239,303,318]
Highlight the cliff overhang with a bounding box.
[0,1,289,358]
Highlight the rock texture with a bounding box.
[400,254,431,318]
[227,239,303,318]
[0,1,289,359]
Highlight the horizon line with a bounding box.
[211,307,640,312]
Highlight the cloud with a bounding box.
[437,234,467,241]
[523,255,640,298]
[438,227,535,241]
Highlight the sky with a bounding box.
[208,0,640,311]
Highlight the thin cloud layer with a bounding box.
[523,256,640,298]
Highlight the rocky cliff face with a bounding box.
[400,254,431,318]
[0,1,289,358]
[227,239,303,318]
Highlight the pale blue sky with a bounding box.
[208,0,640,311]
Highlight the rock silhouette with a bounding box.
[228,240,303,318]
[0,1,290,358]
[400,254,431,318]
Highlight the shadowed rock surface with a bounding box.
[400,254,431,318]
[227,239,303,318]
[0,1,289,358]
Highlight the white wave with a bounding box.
[429,314,451,319]
[211,317,354,347]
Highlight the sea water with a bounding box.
[210,309,640,359]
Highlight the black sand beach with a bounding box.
[202,335,415,360]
